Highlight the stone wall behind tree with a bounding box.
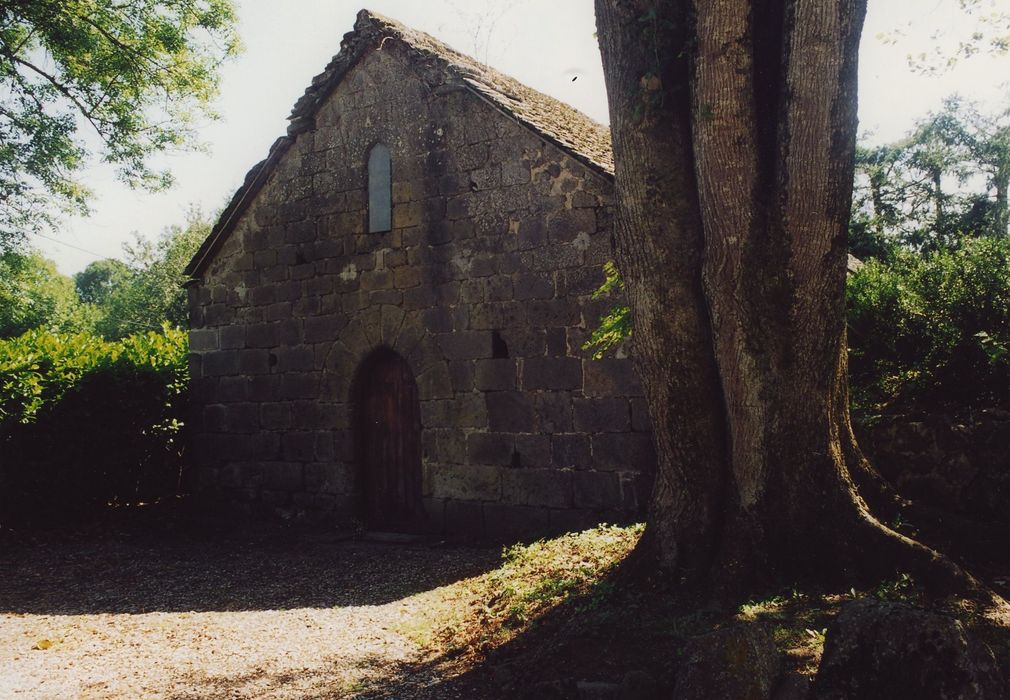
[186,45,655,540]
[858,410,1010,525]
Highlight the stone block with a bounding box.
[527,299,580,328]
[545,327,567,356]
[448,361,475,392]
[467,432,516,466]
[303,462,352,495]
[217,376,250,402]
[189,328,219,352]
[561,266,606,297]
[359,269,392,291]
[422,307,454,333]
[246,323,279,348]
[486,275,513,301]
[304,314,348,343]
[523,357,582,391]
[522,242,583,272]
[483,503,550,543]
[552,434,592,469]
[515,434,552,468]
[263,462,304,492]
[592,433,657,472]
[425,429,466,464]
[220,325,246,349]
[470,302,525,330]
[474,359,517,391]
[511,273,554,304]
[203,350,240,377]
[573,471,621,509]
[224,403,260,433]
[455,392,489,428]
[502,469,571,508]
[486,391,536,432]
[430,463,501,501]
[393,266,421,288]
[282,431,316,461]
[437,331,493,360]
[393,200,423,228]
[631,397,652,432]
[547,208,596,243]
[573,397,631,433]
[547,508,601,535]
[498,328,545,357]
[444,500,485,538]
[583,358,644,397]
[274,346,315,373]
[261,402,292,430]
[517,217,547,250]
[534,392,573,433]
[280,372,317,400]
[416,362,453,400]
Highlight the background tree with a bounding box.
[851,96,1010,255]
[0,250,92,338]
[74,258,132,306]
[94,213,208,339]
[594,0,980,595]
[0,0,240,250]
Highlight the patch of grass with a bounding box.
[403,524,643,663]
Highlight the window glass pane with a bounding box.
[368,143,392,233]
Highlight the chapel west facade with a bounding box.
[185,10,656,540]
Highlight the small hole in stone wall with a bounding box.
[510,450,522,469]
[268,352,278,367]
[492,330,509,359]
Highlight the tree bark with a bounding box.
[595,0,989,595]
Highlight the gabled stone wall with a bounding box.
[187,44,655,539]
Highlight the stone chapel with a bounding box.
[184,9,656,540]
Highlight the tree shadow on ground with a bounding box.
[0,505,499,615]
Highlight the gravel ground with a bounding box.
[0,520,499,698]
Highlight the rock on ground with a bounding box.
[813,599,1004,700]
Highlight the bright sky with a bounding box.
[37,0,1010,275]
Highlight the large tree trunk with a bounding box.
[595,0,981,594]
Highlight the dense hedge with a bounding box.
[847,237,1010,414]
[0,326,188,523]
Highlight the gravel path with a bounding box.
[0,522,498,698]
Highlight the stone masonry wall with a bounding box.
[187,44,655,540]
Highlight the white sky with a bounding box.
[37,0,1010,275]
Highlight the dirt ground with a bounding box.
[0,513,500,699]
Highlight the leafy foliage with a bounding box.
[0,0,240,248]
[847,237,1010,413]
[0,250,95,338]
[582,261,631,359]
[74,258,132,305]
[93,214,207,338]
[851,96,1010,256]
[0,325,189,521]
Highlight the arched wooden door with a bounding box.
[352,348,424,529]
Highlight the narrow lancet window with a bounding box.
[368,143,392,233]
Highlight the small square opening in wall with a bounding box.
[368,143,392,233]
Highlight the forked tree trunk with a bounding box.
[595,0,978,593]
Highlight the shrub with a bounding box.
[847,237,1010,414]
[0,325,188,523]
